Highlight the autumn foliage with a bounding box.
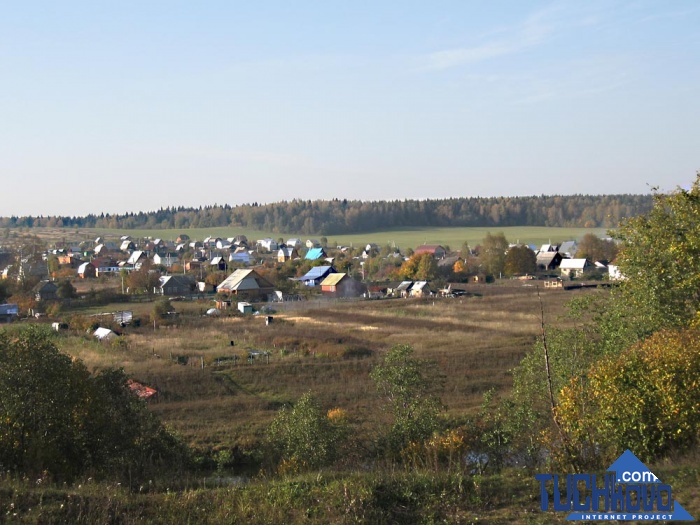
[557,328,700,466]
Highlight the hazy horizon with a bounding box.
[2,1,698,216]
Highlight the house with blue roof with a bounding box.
[305,247,327,261]
[297,265,336,286]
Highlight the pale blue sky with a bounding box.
[1,1,698,216]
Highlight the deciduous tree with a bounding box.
[504,245,536,276]
[371,344,443,457]
[576,233,618,262]
[479,232,509,278]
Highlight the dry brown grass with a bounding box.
[52,283,589,452]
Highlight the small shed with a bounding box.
[238,302,253,314]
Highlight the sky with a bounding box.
[1,1,699,217]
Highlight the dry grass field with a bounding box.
[53,283,588,454]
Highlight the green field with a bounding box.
[54,225,609,250]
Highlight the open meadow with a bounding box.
[21,225,609,250]
[55,283,582,453]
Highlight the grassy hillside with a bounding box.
[52,283,577,452]
[2,283,699,523]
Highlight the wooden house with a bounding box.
[409,281,432,297]
[158,275,194,296]
[34,280,58,301]
[217,269,275,301]
[414,245,447,259]
[320,273,367,298]
[559,258,592,279]
[278,246,299,262]
[77,261,97,279]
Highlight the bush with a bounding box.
[0,325,189,482]
[557,328,700,467]
[266,392,348,474]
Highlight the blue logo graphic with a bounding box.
[535,450,695,521]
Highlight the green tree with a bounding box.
[370,344,443,457]
[56,278,77,299]
[47,255,59,277]
[0,326,187,481]
[0,326,90,479]
[415,254,438,281]
[152,297,172,319]
[613,176,700,335]
[504,245,536,276]
[479,232,509,278]
[126,262,160,294]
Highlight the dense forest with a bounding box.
[1,194,652,234]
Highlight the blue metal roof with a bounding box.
[299,265,334,281]
[305,247,325,260]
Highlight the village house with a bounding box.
[257,238,279,252]
[229,251,251,265]
[19,261,49,281]
[153,252,179,267]
[320,273,367,298]
[297,266,336,287]
[185,257,207,272]
[57,254,82,267]
[210,256,228,272]
[34,280,58,301]
[409,281,432,297]
[216,269,275,301]
[394,281,413,298]
[93,257,120,276]
[538,244,559,253]
[559,258,592,279]
[305,247,326,261]
[278,246,299,263]
[157,275,195,296]
[414,245,446,259]
[536,251,563,271]
[77,261,97,278]
[558,241,578,258]
[120,240,136,252]
[127,251,147,267]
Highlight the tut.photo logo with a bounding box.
[535,450,695,521]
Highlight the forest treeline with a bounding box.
[2,194,652,234]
